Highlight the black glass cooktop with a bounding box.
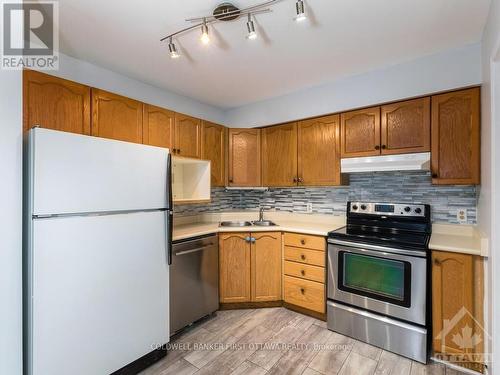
[328,224,431,251]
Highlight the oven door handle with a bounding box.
[328,239,427,258]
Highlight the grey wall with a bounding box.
[175,171,478,225]
[0,70,23,375]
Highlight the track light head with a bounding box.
[295,0,306,21]
[246,14,257,40]
[200,20,210,44]
[168,38,180,59]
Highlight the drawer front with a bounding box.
[284,261,325,283]
[284,276,325,313]
[284,233,325,251]
[284,246,325,267]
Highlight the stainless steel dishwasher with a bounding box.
[170,234,219,335]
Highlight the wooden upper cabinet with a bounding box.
[341,107,381,158]
[431,88,480,185]
[174,113,202,158]
[23,70,91,134]
[381,97,430,155]
[298,115,342,186]
[143,104,174,149]
[91,89,143,143]
[261,122,298,187]
[202,121,226,187]
[251,232,282,302]
[219,233,251,303]
[228,129,261,187]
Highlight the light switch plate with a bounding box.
[457,209,467,224]
[306,202,313,213]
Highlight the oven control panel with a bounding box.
[349,202,426,217]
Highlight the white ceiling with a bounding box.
[58,0,491,109]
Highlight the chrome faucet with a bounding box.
[259,207,265,222]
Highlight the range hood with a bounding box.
[341,152,431,173]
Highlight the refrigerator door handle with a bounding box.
[166,151,173,265]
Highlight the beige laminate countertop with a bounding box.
[172,212,489,257]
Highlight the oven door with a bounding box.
[327,240,427,326]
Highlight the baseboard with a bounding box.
[220,300,284,310]
[110,347,167,375]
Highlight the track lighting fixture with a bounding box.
[168,37,180,59]
[200,19,210,45]
[246,14,257,40]
[160,1,313,58]
[295,0,306,21]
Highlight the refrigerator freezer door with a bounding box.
[29,128,170,215]
[27,211,169,375]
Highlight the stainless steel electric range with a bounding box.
[327,201,431,363]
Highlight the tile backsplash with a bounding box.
[174,171,478,224]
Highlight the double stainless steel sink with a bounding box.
[219,220,277,227]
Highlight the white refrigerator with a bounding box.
[24,128,173,375]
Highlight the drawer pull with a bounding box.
[301,254,306,260]
[301,270,305,276]
[300,239,306,245]
[300,288,305,294]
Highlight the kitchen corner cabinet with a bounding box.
[298,115,343,186]
[143,104,175,149]
[202,121,226,187]
[431,88,480,185]
[228,129,261,187]
[432,251,484,370]
[261,122,298,187]
[91,89,143,143]
[174,113,202,158]
[381,97,430,155]
[23,70,91,134]
[341,106,381,158]
[219,232,281,303]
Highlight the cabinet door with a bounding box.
[219,233,251,303]
[143,104,174,149]
[91,89,143,143]
[261,123,298,187]
[251,232,282,302]
[341,107,381,158]
[381,97,430,155]
[431,88,480,185]
[228,129,261,187]
[202,121,226,187]
[432,251,474,355]
[23,70,91,134]
[298,115,341,186]
[174,113,202,158]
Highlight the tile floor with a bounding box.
[140,308,468,375]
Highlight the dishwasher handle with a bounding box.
[175,244,215,256]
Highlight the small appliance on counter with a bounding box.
[25,128,173,375]
[327,201,431,363]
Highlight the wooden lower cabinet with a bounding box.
[283,233,326,314]
[219,233,251,303]
[432,251,485,372]
[219,232,281,303]
[251,232,282,302]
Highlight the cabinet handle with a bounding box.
[300,254,306,260]
[300,270,305,276]
[434,258,441,265]
[245,236,251,242]
[300,288,305,294]
[229,179,233,183]
[300,239,306,245]
[298,177,303,183]
[178,149,181,154]
[293,177,297,183]
[375,145,380,150]
[381,145,387,149]
[250,237,256,243]
[432,173,438,179]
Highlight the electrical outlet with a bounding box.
[306,202,313,213]
[457,209,467,224]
